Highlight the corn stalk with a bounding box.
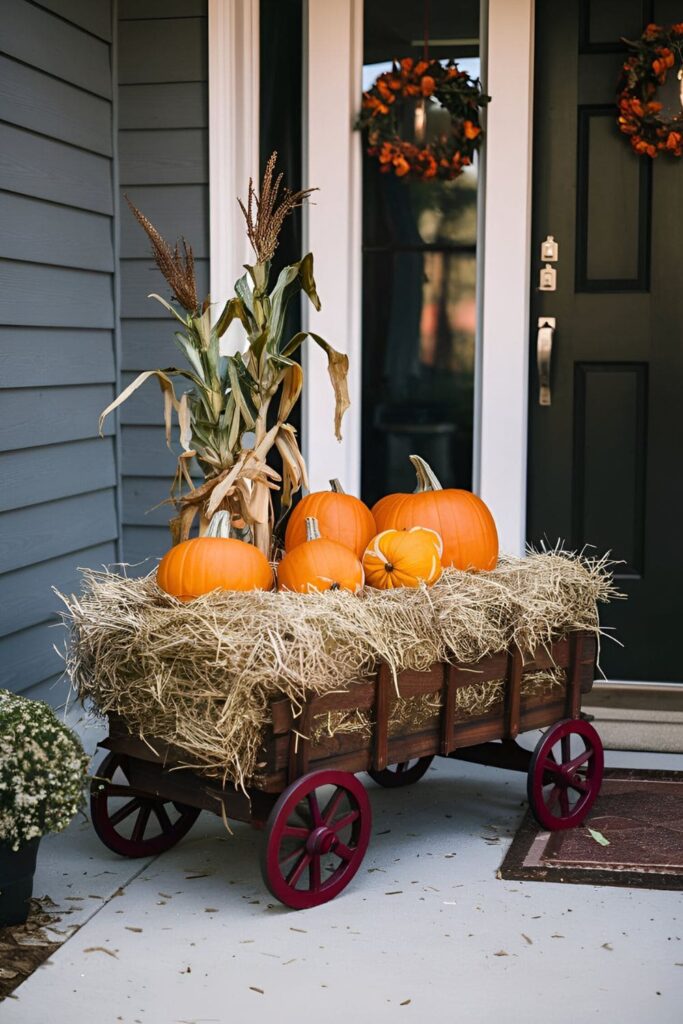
[99,155,349,556]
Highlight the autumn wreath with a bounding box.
[617,22,683,158]
[358,57,489,181]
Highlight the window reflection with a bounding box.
[361,2,481,506]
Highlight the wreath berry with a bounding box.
[617,22,683,158]
[358,57,490,182]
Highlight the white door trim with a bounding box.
[477,0,535,555]
[208,0,260,343]
[301,0,363,494]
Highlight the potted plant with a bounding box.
[0,689,89,926]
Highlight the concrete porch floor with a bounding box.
[2,742,682,1024]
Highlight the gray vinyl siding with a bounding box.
[118,0,209,567]
[0,0,118,703]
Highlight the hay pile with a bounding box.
[61,551,617,787]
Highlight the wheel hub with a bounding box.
[306,825,337,855]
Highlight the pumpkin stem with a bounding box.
[305,516,322,542]
[384,562,394,572]
[329,478,345,494]
[409,454,443,493]
[205,510,232,539]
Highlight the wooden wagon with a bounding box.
[90,629,604,909]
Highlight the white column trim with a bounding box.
[477,0,535,555]
[301,0,363,495]
[208,0,259,347]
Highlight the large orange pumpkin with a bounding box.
[285,479,376,558]
[363,527,443,590]
[371,456,498,571]
[157,512,274,600]
[278,517,364,593]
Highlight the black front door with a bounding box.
[528,1,683,681]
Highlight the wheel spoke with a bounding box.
[561,735,571,764]
[547,784,562,809]
[108,797,140,827]
[279,842,307,867]
[104,783,150,800]
[330,809,360,833]
[395,762,406,774]
[541,757,562,780]
[154,802,173,834]
[334,840,354,862]
[567,775,589,794]
[566,748,593,772]
[282,825,310,840]
[131,804,152,843]
[286,852,311,887]
[322,787,345,825]
[307,792,323,827]
[309,856,322,892]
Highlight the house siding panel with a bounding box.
[118,1,209,569]
[0,2,118,702]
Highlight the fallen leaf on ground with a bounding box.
[602,943,613,951]
[204,908,219,913]
[83,946,118,958]
[400,999,411,1006]
[125,927,143,933]
[289,927,307,933]
[587,828,610,846]
[494,951,509,957]
[521,934,533,945]
[249,987,264,994]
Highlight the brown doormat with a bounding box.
[499,768,683,890]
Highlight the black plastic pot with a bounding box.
[0,837,40,927]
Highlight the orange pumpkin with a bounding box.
[371,456,498,571]
[363,527,443,590]
[285,479,376,558]
[278,517,364,593]
[157,512,274,600]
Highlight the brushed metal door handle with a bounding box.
[537,316,556,406]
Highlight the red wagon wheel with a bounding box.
[90,752,200,858]
[368,756,434,788]
[527,719,604,831]
[261,770,371,909]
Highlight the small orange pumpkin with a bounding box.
[371,456,498,571]
[285,479,376,558]
[363,527,443,590]
[278,517,364,593]
[157,512,274,600]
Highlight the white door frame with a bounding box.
[208,0,535,554]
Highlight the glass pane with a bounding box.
[361,0,481,506]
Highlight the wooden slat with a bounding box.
[2,0,112,97]
[0,124,114,215]
[441,665,457,755]
[119,259,208,318]
[0,490,118,573]
[453,651,509,683]
[505,647,523,739]
[119,129,207,185]
[0,327,115,387]
[119,187,209,257]
[0,193,114,271]
[0,541,117,638]
[520,640,572,672]
[373,664,392,771]
[0,55,112,155]
[578,633,597,693]
[118,18,207,84]
[34,0,113,41]
[119,83,207,130]
[566,632,584,719]
[0,438,116,513]
[0,262,114,328]
[1,385,114,451]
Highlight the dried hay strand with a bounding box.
[60,550,617,788]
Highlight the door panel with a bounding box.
[528,0,683,681]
